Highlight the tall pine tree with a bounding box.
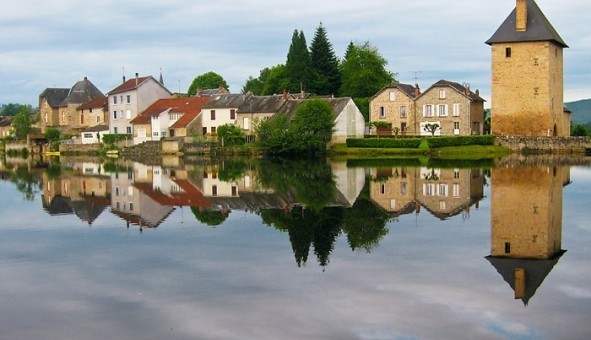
[285,30,314,94]
[310,23,341,96]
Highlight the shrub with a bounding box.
[44,128,61,142]
[102,134,132,144]
[346,138,422,149]
[426,135,493,148]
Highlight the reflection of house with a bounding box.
[369,167,484,219]
[486,0,569,136]
[331,161,367,207]
[41,165,111,225]
[130,97,210,144]
[0,116,12,138]
[107,74,172,135]
[486,166,568,305]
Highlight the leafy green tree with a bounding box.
[217,124,246,146]
[339,41,394,98]
[44,128,61,142]
[254,113,294,155]
[571,124,589,136]
[187,71,229,96]
[1,103,34,117]
[12,107,32,140]
[291,98,335,154]
[423,123,440,136]
[310,23,341,96]
[242,65,289,95]
[284,30,315,93]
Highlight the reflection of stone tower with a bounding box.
[487,166,568,305]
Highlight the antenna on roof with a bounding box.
[412,71,423,83]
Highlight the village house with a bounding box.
[369,83,420,135]
[107,73,172,135]
[129,97,210,144]
[0,116,12,138]
[38,88,70,133]
[236,94,287,141]
[415,80,485,136]
[77,96,108,129]
[486,0,569,136]
[200,93,249,136]
[277,96,366,145]
[56,77,105,133]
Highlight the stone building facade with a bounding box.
[369,83,419,135]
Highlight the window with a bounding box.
[230,109,236,120]
[44,113,48,123]
[453,104,460,117]
[116,202,120,210]
[454,169,460,179]
[380,183,386,195]
[437,104,448,117]
[115,186,120,196]
[113,111,117,119]
[203,127,207,135]
[120,96,123,103]
[153,131,159,137]
[126,95,131,103]
[232,186,237,196]
[423,183,435,196]
[440,201,446,211]
[505,47,512,58]
[212,185,218,196]
[423,105,434,117]
[390,199,397,210]
[114,127,118,134]
[126,110,131,119]
[83,133,93,138]
[129,203,134,211]
[128,186,133,196]
[126,126,132,134]
[211,110,216,120]
[439,184,448,197]
[439,89,446,99]
[400,105,407,118]
[61,111,65,122]
[97,116,100,123]
[453,183,460,197]
[389,91,396,101]
[128,172,133,180]
[162,131,167,137]
[244,117,250,130]
[80,114,84,124]
[113,96,117,104]
[379,106,386,118]
[454,122,460,130]
[211,126,217,133]
[401,182,407,195]
[505,242,511,254]
[401,122,407,132]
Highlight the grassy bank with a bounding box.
[329,143,511,160]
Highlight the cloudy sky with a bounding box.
[1,0,589,107]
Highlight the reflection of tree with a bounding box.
[342,198,390,253]
[7,166,42,201]
[218,159,248,182]
[191,207,230,227]
[257,158,336,211]
[261,206,342,267]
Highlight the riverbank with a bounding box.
[329,143,512,160]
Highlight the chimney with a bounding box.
[122,75,126,84]
[465,85,470,96]
[516,0,527,32]
[414,83,420,97]
[135,73,139,87]
[475,89,480,97]
[84,76,87,81]
[282,89,288,100]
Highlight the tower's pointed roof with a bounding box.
[485,0,568,48]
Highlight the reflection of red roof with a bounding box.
[130,97,210,126]
[77,96,108,110]
[134,179,212,208]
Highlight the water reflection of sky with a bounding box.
[0,166,590,339]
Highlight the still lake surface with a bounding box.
[0,155,590,339]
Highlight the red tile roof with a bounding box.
[108,76,154,95]
[130,97,210,126]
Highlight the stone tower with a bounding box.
[486,0,568,136]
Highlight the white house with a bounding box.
[200,93,249,135]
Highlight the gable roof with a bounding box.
[39,88,70,108]
[201,93,249,109]
[59,77,105,107]
[0,116,12,127]
[237,95,286,114]
[108,76,171,95]
[370,83,420,102]
[77,96,108,110]
[277,97,355,120]
[485,0,568,48]
[130,97,210,125]
[419,80,485,102]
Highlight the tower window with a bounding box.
[505,47,512,58]
[505,242,511,254]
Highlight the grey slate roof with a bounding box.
[277,97,353,120]
[420,80,485,102]
[371,83,419,101]
[39,88,70,108]
[59,78,105,107]
[485,0,568,48]
[237,95,286,114]
[201,93,249,109]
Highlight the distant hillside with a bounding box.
[565,99,591,124]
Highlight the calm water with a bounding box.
[0,155,590,340]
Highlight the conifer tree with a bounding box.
[310,23,341,96]
[339,41,394,98]
[285,30,314,93]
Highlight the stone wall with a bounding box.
[494,136,591,154]
[60,143,101,155]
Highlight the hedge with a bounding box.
[102,134,132,144]
[426,135,494,148]
[347,138,422,149]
